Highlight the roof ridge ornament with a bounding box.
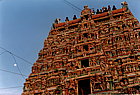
[81,5,92,16]
[121,1,129,11]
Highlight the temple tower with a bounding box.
[22,2,140,95]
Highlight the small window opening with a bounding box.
[94,34,97,39]
[113,15,120,19]
[54,69,58,73]
[91,33,94,37]
[34,93,42,95]
[122,24,126,29]
[40,65,44,71]
[81,59,89,68]
[90,46,94,50]
[84,24,88,28]
[134,86,140,91]
[55,90,61,94]
[135,34,138,38]
[61,61,64,66]
[129,56,134,59]
[124,36,127,41]
[77,48,81,52]
[83,45,88,51]
[83,33,88,38]
[108,40,111,44]
[52,52,55,56]
[84,15,88,20]
[58,28,65,31]
[115,37,119,41]
[68,25,78,29]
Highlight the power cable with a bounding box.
[0,47,33,65]
[0,51,7,55]
[63,1,80,12]
[63,0,82,12]
[64,0,82,11]
[0,86,23,89]
[9,53,26,79]
[0,46,30,79]
[0,68,27,77]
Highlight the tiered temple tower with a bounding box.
[22,2,140,95]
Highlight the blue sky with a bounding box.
[0,0,140,94]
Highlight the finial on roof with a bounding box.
[84,5,88,9]
[121,1,128,6]
[112,5,117,10]
[102,7,105,12]
[96,9,99,14]
[55,18,61,24]
[52,18,61,29]
[81,5,92,16]
[65,17,69,21]
[99,9,102,14]
[104,7,108,12]
[73,15,77,20]
[108,5,111,11]
[92,8,95,14]
[121,1,129,11]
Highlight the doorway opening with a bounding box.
[78,79,91,95]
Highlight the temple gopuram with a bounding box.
[22,2,140,95]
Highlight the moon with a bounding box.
[14,64,17,67]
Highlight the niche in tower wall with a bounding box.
[83,45,88,51]
[83,33,88,38]
[81,59,89,68]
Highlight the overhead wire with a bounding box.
[63,1,80,12]
[0,46,33,65]
[0,47,28,90]
[0,68,27,77]
[0,86,23,89]
[9,53,26,79]
[0,51,7,55]
[64,0,82,11]
[0,46,31,79]
[63,0,82,12]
